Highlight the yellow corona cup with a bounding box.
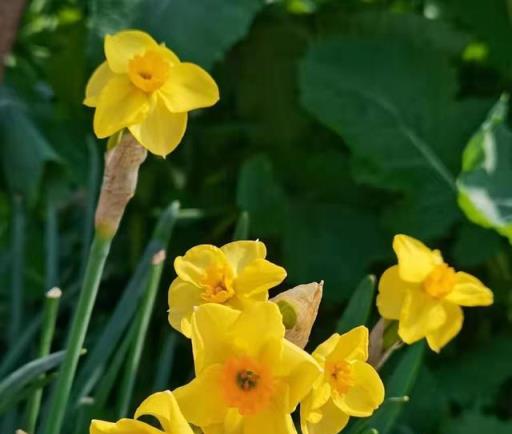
[300,326,384,434]
[377,234,494,352]
[84,30,219,157]
[174,302,321,434]
[168,240,287,337]
[90,391,193,434]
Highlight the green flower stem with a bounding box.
[42,233,112,434]
[25,288,62,433]
[45,196,59,290]
[116,250,167,418]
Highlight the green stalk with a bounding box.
[116,250,166,417]
[45,196,59,290]
[9,194,25,347]
[42,233,112,434]
[152,333,178,391]
[25,288,62,433]
[233,211,250,240]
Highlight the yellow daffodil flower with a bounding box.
[90,390,193,434]
[84,30,219,157]
[168,240,287,337]
[377,234,494,352]
[174,302,321,434]
[300,326,384,434]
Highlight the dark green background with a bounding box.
[0,0,511,433]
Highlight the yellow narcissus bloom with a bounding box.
[168,240,287,337]
[84,30,219,157]
[174,302,321,434]
[377,234,494,352]
[300,326,384,434]
[90,390,193,434]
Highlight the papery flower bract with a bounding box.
[377,234,494,352]
[300,326,384,434]
[84,30,219,157]
[174,302,321,434]
[90,390,193,434]
[168,240,287,337]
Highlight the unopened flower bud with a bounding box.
[272,281,323,349]
[95,132,147,238]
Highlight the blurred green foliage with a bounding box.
[1,0,511,433]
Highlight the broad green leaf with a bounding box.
[444,412,512,434]
[0,86,58,203]
[451,223,502,267]
[89,0,264,69]
[236,155,286,237]
[299,38,491,238]
[457,95,512,242]
[336,275,376,333]
[436,334,512,407]
[283,202,387,301]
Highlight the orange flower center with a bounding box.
[200,264,235,303]
[423,263,456,298]
[221,356,274,416]
[326,360,353,395]
[128,49,170,93]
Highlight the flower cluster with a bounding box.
[86,31,493,434]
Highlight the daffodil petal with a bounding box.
[227,302,285,358]
[243,411,297,434]
[302,398,350,434]
[276,339,322,412]
[93,76,149,138]
[398,289,446,344]
[426,302,463,352]
[168,278,204,338]
[444,272,494,306]
[377,265,414,320]
[105,30,158,73]
[90,419,163,434]
[312,334,340,364]
[234,259,287,297]
[174,364,227,427]
[174,245,227,287]
[327,326,369,363]
[128,97,187,157]
[160,62,219,113]
[220,240,267,274]
[393,234,441,283]
[134,390,193,434]
[335,361,384,417]
[159,43,180,65]
[190,303,240,373]
[84,61,116,107]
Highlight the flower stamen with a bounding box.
[423,263,456,299]
[128,49,170,93]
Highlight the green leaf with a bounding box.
[0,350,84,414]
[282,202,387,301]
[336,275,376,333]
[299,38,491,238]
[457,95,512,242]
[451,223,502,267]
[0,86,58,203]
[236,155,286,237]
[436,334,512,407]
[444,412,512,434]
[89,0,264,69]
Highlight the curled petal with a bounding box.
[84,62,116,107]
[327,326,369,363]
[105,30,158,73]
[301,398,350,434]
[168,278,204,338]
[234,259,287,297]
[160,63,219,112]
[129,97,187,157]
[426,302,463,352]
[174,244,227,287]
[393,234,441,283]
[445,272,493,307]
[220,240,267,274]
[377,265,415,320]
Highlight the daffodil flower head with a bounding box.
[300,326,385,434]
[168,240,287,337]
[84,30,219,157]
[377,234,494,352]
[174,302,321,434]
[90,390,193,434]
